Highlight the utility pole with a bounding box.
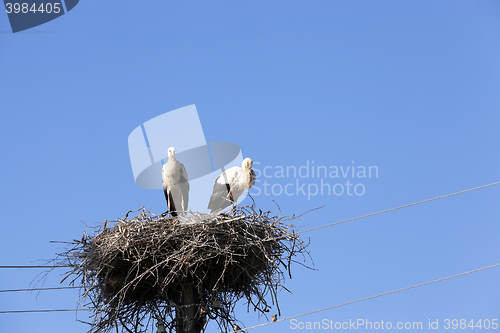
[175,280,201,333]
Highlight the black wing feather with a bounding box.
[207,183,234,212]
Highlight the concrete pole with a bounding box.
[176,281,200,333]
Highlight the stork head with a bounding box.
[168,147,176,159]
[242,158,253,170]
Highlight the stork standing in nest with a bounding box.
[162,147,189,216]
[208,158,256,212]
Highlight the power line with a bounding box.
[1,181,497,270]
[0,286,80,293]
[0,182,497,319]
[2,263,498,318]
[299,180,500,234]
[232,263,500,333]
[0,309,87,314]
[0,266,71,269]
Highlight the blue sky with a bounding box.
[1,1,499,332]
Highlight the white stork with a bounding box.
[207,158,256,212]
[162,147,189,216]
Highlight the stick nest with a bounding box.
[54,206,312,333]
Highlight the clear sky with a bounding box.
[1,1,499,332]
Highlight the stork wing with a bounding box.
[178,161,189,212]
[249,169,256,189]
[161,163,168,190]
[208,167,239,212]
[215,166,238,185]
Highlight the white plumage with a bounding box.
[208,158,256,212]
[162,147,189,216]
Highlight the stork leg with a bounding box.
[221,183,237,214]
[163,189,170,215]
[228,192,237,214]
[165,189,178,217]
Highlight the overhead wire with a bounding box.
[0,266,71,269]
[2,263,498,320]
[1,181,498,270]
[298,180,500,234]
[0,286,80,293]
[0,181,498,325]
[0,309,87,314]
[230,263,500,332]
